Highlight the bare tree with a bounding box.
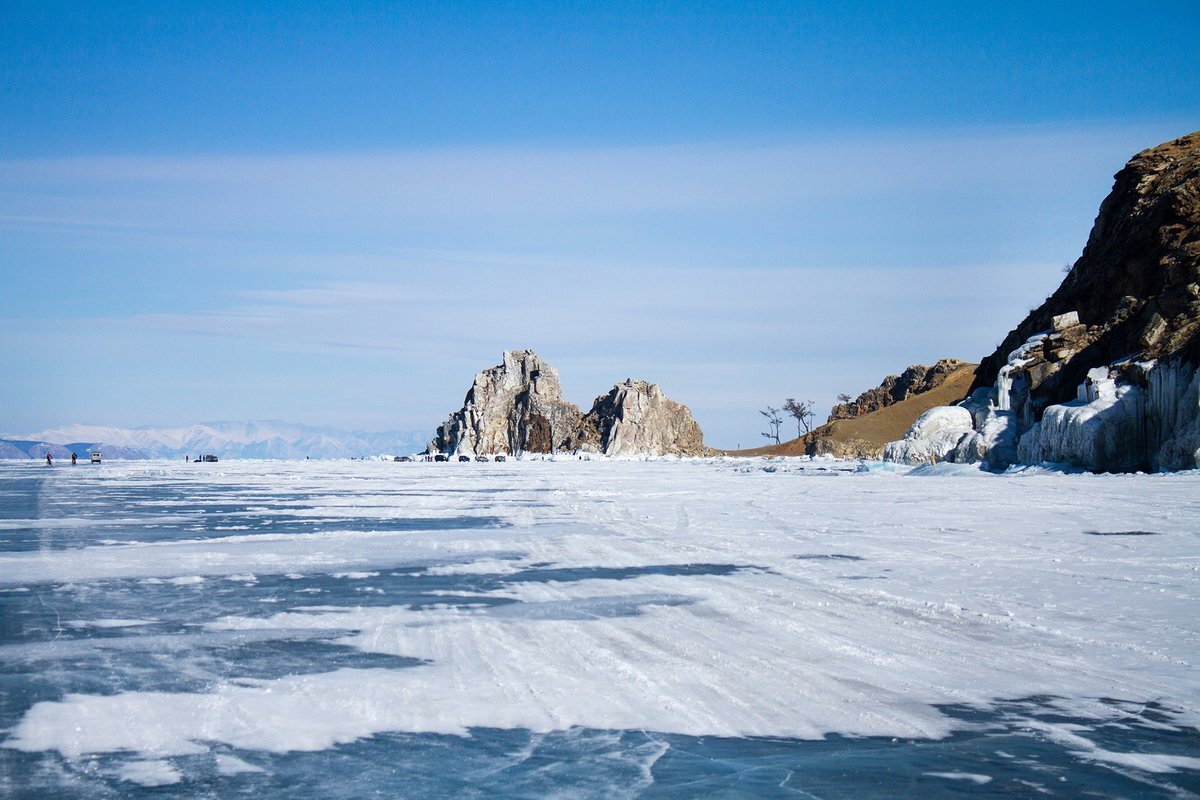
[784,398,815,437]
[837,393,853,403]
[760,406,783,444]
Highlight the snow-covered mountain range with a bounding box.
[1,421,432,460]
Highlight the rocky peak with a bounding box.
[428,350,582,455]
[428,352,706,457]
[973,130,1200,408]
[570,379,706,457]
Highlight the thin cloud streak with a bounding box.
[3,120,1191,444]
[0,122,1171,250]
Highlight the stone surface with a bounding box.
[428,350,583,455]
[1050,311,1079,331]
[569,379,706,458]
[429,352,705,457]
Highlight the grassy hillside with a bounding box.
[714,364,978,459]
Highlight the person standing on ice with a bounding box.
[45,452,52,466]
[71,452,77,465]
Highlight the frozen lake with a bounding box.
[1,457,1197,798]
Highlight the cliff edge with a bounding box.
[887,131,1200,471]
[974,130,1200,407]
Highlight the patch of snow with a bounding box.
[882,406,974,465]
[215,753,266,775]
[923,772,992,784]
[423,560,524,576]
[115,759,182,786]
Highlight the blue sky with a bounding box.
[2,1,1198,448]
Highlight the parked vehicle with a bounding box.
[434,454,448,462]
[394,456,413,462]
[495,455,507,462]
[457,455,471,462]
[89,451,101,463]
[474,455,489,462]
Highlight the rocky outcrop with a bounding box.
[429,352,705,457]
[828,359,968,422]
[973,131,1200,406]
[885,130,1200,472]
[568,379,706,457]
[428,350,583,456]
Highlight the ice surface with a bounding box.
[1018,376,1146,471]
[1,458,1197,797]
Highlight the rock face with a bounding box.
[429,352,705,457]
[885,130,1200,472]
[569,379,706,457]
[828,359,968,422]
[428,350,583,456]
[973,132,1200,404]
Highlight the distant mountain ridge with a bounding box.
[1,421,432,460]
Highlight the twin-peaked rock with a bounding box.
[429,351,705,457]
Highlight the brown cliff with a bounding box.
[885,130,1200,471]
[973,130,1200,411]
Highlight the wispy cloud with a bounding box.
[3,120,1191,444]
[0,121,1178,264]
[233,282,432,307]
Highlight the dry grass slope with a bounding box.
[714,364,978,458]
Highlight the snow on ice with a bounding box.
[0,457,1197,795]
